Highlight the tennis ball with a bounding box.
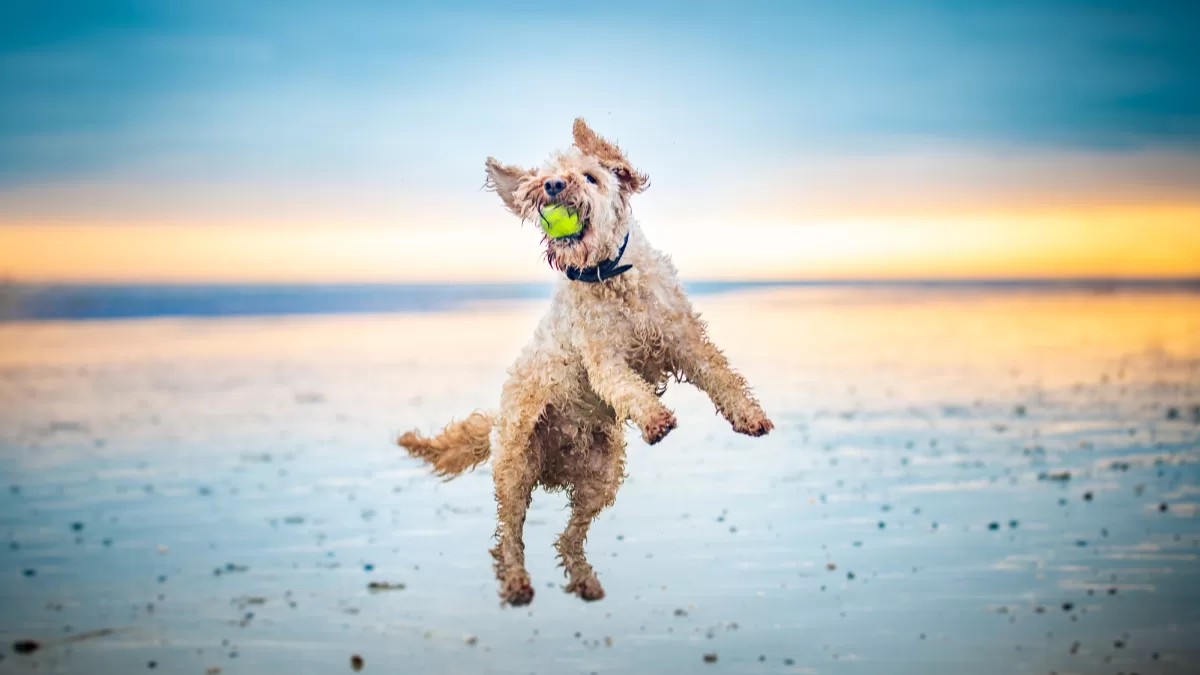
[539,205,583,238]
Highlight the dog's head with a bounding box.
[485,118,649,271]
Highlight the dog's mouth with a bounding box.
[537,204,595,271]
[550,223,586,243]
[538,201,589,243]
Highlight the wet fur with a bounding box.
[399,118,773,606]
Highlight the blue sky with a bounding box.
[1,1,1198,281]
[3,0,1196,180]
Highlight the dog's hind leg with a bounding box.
[556,425,626,601]
[490,374,553,606]
[491,428,541,605]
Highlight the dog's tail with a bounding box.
[397,411,493,479]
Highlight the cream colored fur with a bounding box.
[398,118,773,606]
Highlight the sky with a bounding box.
[1,0,1198,282]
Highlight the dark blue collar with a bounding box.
[565,231,632,283]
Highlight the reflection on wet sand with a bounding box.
[1,286,1198,674]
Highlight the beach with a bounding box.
[1,284,1198,674]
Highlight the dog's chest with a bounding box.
[608,293,682,376]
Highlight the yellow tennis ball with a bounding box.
[539,205,583,238]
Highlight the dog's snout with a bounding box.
[544,177,567,198]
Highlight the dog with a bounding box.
[398,118,773,606]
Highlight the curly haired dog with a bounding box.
[398,118,773,606]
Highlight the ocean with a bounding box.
[2,278,1198,321]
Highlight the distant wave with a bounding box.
[1,279,1197,322]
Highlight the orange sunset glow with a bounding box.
[3,203,1197,283]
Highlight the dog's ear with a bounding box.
[485,157,532,213]
[572,118,649,194]
[572,118,625,164]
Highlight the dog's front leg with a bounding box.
[674,317,774,437]
[578,341,676,444]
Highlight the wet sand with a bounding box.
[1,286,1199,674]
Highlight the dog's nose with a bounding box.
[544,177,566,198]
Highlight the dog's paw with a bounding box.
[640,408,677,445]
[500,572,535,606]
[565,574,606,602]
[732,409,774,437]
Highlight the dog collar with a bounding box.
[564,231,632,283]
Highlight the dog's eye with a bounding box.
[584,174,597,185]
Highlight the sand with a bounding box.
[1,286,1198,674]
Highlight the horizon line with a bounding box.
[6,277,1198,322]
[4,277,1200,289]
